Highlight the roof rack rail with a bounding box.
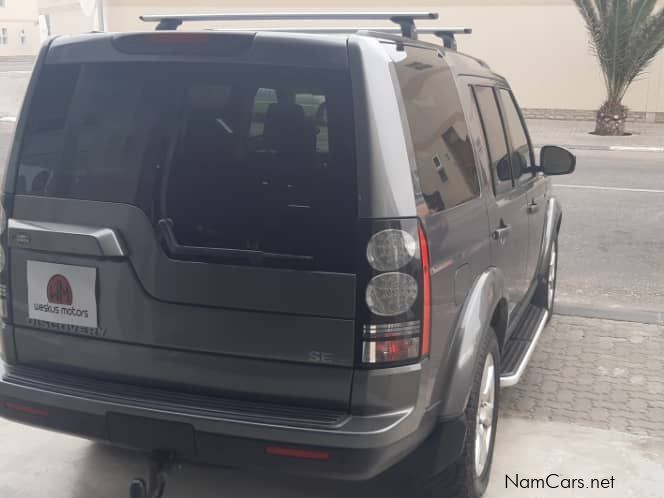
[433,28,472,50]
[139,12,439,39]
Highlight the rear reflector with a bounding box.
[5,402,49,417]
[265,446,330,461]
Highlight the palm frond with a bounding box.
[574,0,664,103]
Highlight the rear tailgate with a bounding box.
[5,32,358,409]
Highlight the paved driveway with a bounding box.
[502,315,664,437]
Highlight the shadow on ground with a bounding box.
[69,442,391,498]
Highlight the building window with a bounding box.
[0,28,8,45]
[20,29,26,44]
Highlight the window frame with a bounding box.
[470,84,515,198]
[495,87,537,186]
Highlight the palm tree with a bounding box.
[574,0,664,135]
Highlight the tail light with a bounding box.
[358,219,431,367]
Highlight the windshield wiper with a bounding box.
[157,218,314,265]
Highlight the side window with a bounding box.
[394,47,480,214]
[472,86,513,195]
[498,89,534,184]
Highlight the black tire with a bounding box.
[425,327,501,498]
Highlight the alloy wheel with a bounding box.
[474,353,496,476]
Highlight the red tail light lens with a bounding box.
[363,336,421,363]
[419,224,431,356]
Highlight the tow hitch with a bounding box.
[129,451,179,498]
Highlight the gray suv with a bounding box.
[0,12,575,498]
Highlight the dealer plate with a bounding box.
[27,261,98,329]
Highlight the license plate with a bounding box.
[27,261,98,329]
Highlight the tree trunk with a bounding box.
[594,100,628,136]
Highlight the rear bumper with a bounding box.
[0,362,463,480]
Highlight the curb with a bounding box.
[535,143,664,152]
[555,301,664,325]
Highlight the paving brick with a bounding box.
[574,398,592,412]
[589,407,610,422]
[609,390,630,403]
[556,390,575,403]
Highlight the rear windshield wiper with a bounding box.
[157,218,314,265]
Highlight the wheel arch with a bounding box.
[437,267,507,419]
[536,196,563,279]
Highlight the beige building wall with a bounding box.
[0,0,40,56]
[38,0,664,116]
[38,0,95,36]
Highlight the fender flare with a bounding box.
[438,267,507,418]
[535,196,563,279]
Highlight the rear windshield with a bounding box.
[16,62,357,272]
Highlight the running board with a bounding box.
[500,305,549,387]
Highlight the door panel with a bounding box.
[471,85,530,315]
[496,89,545,285]
[488,193,530,315]
[526,178,548,280]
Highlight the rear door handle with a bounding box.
[492,224,512,244]
[8,219,126,257]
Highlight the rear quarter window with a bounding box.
[393,46,480,214]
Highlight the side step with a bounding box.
[500,305,549,387]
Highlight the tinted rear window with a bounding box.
[16,62,357,272]
[393,46,480,213]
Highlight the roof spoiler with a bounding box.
[139,12,439,39]
[201,26,472,49]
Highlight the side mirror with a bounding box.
[496,155,512,182]
[540,146,576,175]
